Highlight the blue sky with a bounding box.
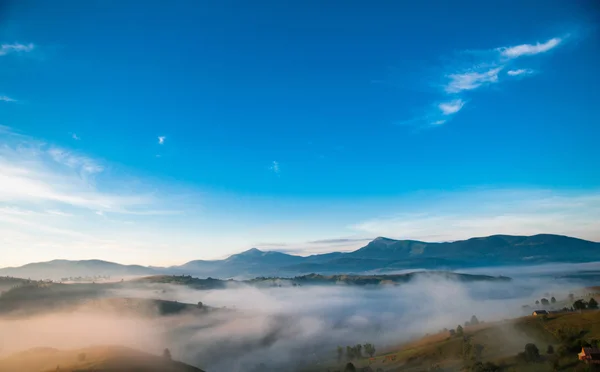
[1,1,599,266]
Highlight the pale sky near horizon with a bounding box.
[1,1,599,267]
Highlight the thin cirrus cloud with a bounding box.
[0,126,161,214]
[158,136,166,145]
[410,35,566,127]
[0,125,199,266]
[438,99,466,115]
[507,68,535,76]
[270,161,280,174]
[498,37,562,58]
[350,188,600,243]
[444,67,503,93]
[0,42,35,56]
[0,95,17,103]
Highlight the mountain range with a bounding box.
[1,234,598,280]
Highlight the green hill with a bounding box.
[313,310,600,372]
[0,346,204,372]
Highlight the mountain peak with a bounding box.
[371,237,399,245]
[241,248,263,255]
[226,248,265,260]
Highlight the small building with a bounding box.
[532,310,549,316]
[578,347,600,363]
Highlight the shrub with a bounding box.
[573,299,587,310]
[523,343,540,362]
[344,362,356,372]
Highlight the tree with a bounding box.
[551,297,556,304]
[337,346,344,362]
[569,293,575,301]
[355,344,363,358]
[573,299,587,310]
[523,343,540,362]
[547,345,554,354]
[197,301,203,308]
[162,348,171,360]
[541,298,550,306]
[344,362,357,372]
[449,329,456,337]
[535,300,540,305]
[470,315,480,326]
[456,325,464,336]
[363,343,376,357]
[462,337,473,362]
[346,346,354,360]
[589,298,599,309]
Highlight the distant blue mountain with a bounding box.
[1,234,598,280]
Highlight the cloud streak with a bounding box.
[498,37,562,58]
[401,35,566,128]
[0,128,158,214]
[507,68,535,76]
[0,96,17,103]
[270,161,280,174]
[350,188,600,243]
[0,42,35,56]
[445,67,502,93]
[439,99,466,115]
[158,136,166,145]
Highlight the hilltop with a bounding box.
[0,345,204,372]
[1,234,598,280]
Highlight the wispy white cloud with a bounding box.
[71,133,81,140]
[507,68,535,76]
[498,37,562,58]
[350,189,600,242]
[47,147,104,176]
[0,127,206,266]
[401,34,566,128]
[439,99,465,115]
[445,67,503,93]
[270,161,280,174]
[0,96,17,103]
[0,129,151,213]
[0,42,35,56]
[158,136,166,145]
[46,209,73,217]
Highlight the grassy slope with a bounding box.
[0,346,204,372]
[316,310,600,372]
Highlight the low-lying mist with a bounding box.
[0,267,588,371]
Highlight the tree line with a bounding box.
[336,343,376,362]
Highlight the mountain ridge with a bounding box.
[2,233,599,280]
